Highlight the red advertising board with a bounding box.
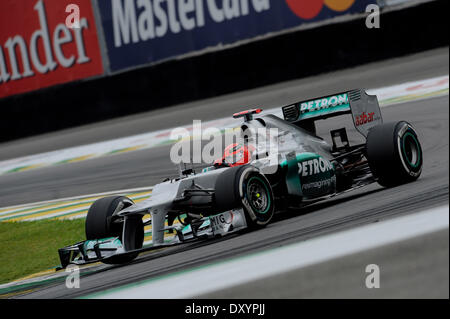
[0,0,103,99]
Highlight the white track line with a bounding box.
[90,205,449,299]
[0,186,153,214]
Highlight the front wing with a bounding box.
[58,209,247,268]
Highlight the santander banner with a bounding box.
[0,0,103,99]
[98,0,375,72]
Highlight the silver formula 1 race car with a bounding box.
[58,89,423,268]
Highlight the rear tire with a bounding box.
[366,121,423,187]
[215,165,275,228]
[85,196,143,265]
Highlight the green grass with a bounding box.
[0,219,85,285]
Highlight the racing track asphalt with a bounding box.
[3,48,449,298]
[0,47,448,207]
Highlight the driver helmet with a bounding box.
[214,143,254,167]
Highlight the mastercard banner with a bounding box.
[98,0,376,72]
[0,0,103,99]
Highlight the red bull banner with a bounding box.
[0,0,103,99]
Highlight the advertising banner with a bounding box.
[97,0,376,72]
[0,0,104,99]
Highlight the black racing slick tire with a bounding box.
[85,196,144,265]
[366,121,423,187]
[214,165,275,228]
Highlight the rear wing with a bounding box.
[282,89,383,138]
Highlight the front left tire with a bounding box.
[85,196,144,264]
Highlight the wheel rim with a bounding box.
[402,132,421,168]
[246,176,271,214]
